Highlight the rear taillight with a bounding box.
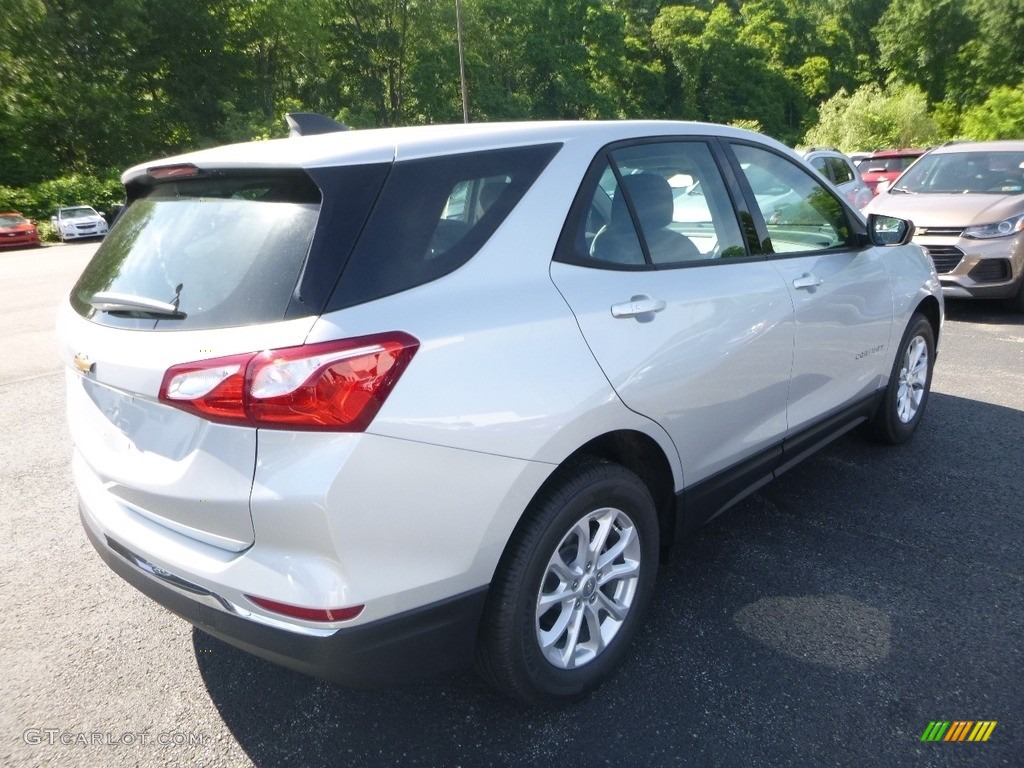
[158,332,419,431]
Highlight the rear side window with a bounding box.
[328,143,560,309]
[71,171,322,330]
[827,156,855,185]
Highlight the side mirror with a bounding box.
[50,216,57,223]
[867,213,914,246]
[99,212,107,219]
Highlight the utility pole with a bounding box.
[456,0,469,123]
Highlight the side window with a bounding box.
[568,141,747,267]
[330,144,559,309]
[809,156,831,180]
[732,143,854,255]
[827,156,855,185]
[433,174,511,256]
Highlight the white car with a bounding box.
[52,205,109,242]
[58,118,942,704]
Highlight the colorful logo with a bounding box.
[921,721,997,742]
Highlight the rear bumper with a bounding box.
[83,508,488,686]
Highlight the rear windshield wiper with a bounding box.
[89,291,187,319]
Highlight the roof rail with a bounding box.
[285,112,350,138]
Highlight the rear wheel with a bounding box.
[476,457,659,704]
[868,312,935,444]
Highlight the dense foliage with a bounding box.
[1,0,1022,205]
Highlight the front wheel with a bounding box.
[476,458,659,705]
[867,312,935,444]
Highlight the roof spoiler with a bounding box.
[285,112,350,138]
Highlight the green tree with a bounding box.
[874,0,976,105]
[652,2,801,141]
[804,83,940,150]
[960,85,1024,140]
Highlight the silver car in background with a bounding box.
[58,119,942,704]
[801,147,873,209]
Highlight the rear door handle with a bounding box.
[792,274,823,290]
[610,296,667,318]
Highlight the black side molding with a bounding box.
[675,391,882,540]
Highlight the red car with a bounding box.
[860,149,928,196]
[0,212,41,249]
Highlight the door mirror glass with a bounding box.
[867,213,913,246]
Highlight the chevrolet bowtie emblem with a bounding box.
[74,353,95,374]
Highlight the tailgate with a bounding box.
[59,304,316,551]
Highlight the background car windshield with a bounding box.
[0,215,27,225]
[70,171,320,330]
[62,207,96,217]
[893,152,1024,194]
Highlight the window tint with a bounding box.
[732,144,853,254]
[564,141,747,267]
[826,156,855,185]
[809,156,830,179]
[865,155,920,173]
[329,144,560,309]
[71,171,322,330]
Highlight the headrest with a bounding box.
[612,173,674,231]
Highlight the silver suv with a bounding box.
[59,119,942,704]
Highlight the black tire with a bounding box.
[476,457,659,705]
[867,312,935,444]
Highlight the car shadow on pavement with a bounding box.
[943,297,1024,325]
[193,392,1023,768]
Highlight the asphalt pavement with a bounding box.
[1,242,1021,767]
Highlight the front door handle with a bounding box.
[792,274,824,290]
[610,296,667,318]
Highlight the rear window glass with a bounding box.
[328,143,560,309]
[70,171,321,330]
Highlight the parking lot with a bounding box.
[1,242,1021,767]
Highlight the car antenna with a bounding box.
[285,113,350,138]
